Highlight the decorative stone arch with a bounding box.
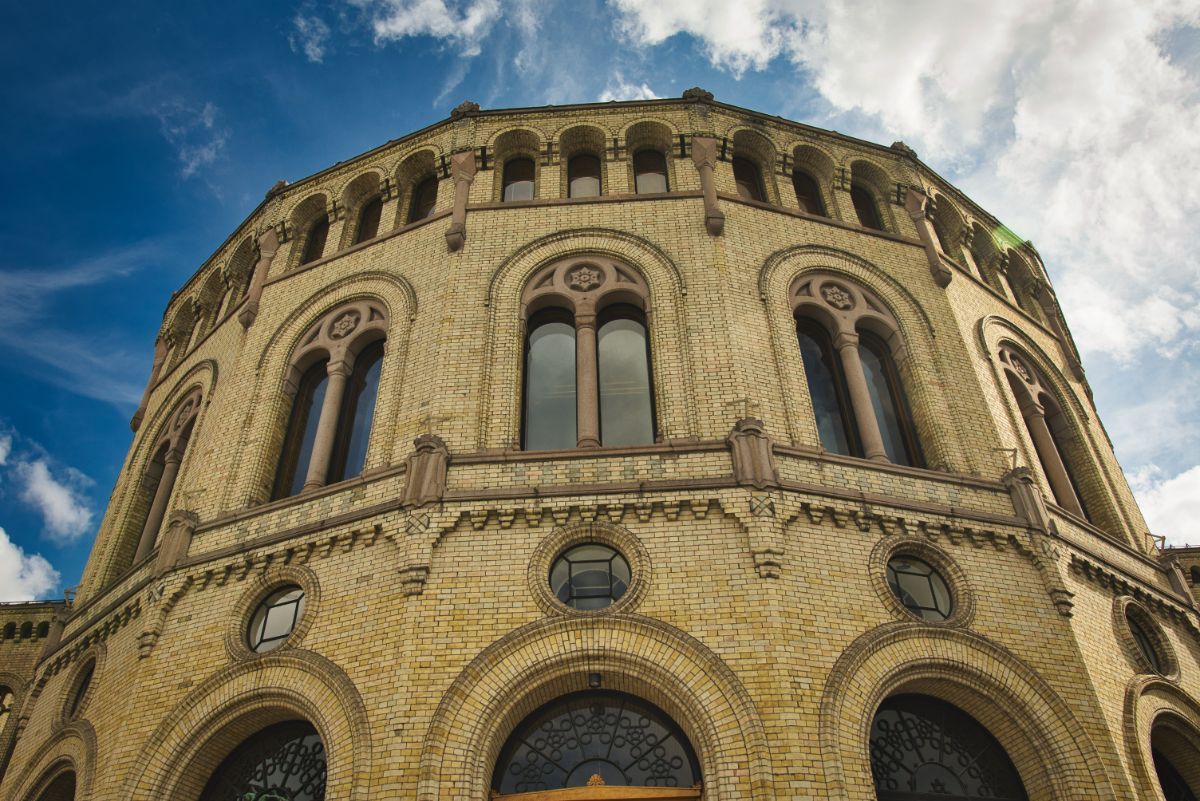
[728,127,780,204]
[3,721,96,801]
[557,123,610,196]
[847,158,897,231]
[192,267,229,343]
[162,296,199,372]
[979,317,1132,540]
[393,147,442,228]
[119,649,370,801]
[1124,676,1200,801]
[786,142,837,217]
[490,127,548,202]
[819,623,1119,801]
[284,192,332,270]
[223,235,257,304]
[336,168,385,248]
[929,191,967,261]
[758,245,964,472]
[478,228,695,448]
[620,118,681,192]
[417,614,773,801]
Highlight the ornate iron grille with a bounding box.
[870,694,1027,801]
[492,691,699,794]
[199,720,326,801]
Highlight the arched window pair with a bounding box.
[131,390,202,565]
[272,301,388,499]
[522,260,656,450]
[794,275,923,467]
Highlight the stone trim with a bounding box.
[1,721,95,801]
[527,522,652,617]
[867,536,976,628]
[223,564,321,662]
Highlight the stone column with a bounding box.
[833,331,888,462]
[445,149,477,252]
[690,136,725,235]
[904,186,952,288]
[135,443,184,562]
[237,227,280,329]
[1020,402,1084,517]
[302,359,352,492]
[130,337,169,431]
[575,312,600,448]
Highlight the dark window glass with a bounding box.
[300,217,329,264]
[1191,566,1200,585]
[859,331,923,467]
[633,150,669,194]
[792,170,826,215]
[733,156,765,202]
[353,196,382,244]
[34,773,76,801]
[549,543,631,610]
[886,556,953,621]
[1127,612,1164,673]
[328,341,384,484]
[408,176,439,222]
[851,184,883,230]
[598,305,655,447]
[871,695,1027,801]
[1153,747,1199,801]
[797,319,858,456]
[248,585,306,653]
[492,691,699,794]
[502,157,535,201]
[68,662,94,719]
[200,721,326,801]
[1044,407,1092,521]
[568,154,602,198]
[523,309,576,450]
[273,360,329,499]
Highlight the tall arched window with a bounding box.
[132,391,201,564]
[633,149,669,194]
[492,691,700,798]
[792,169,826,215]
[851,183,884,230]
[273,359,329,500]
[352,195,382,244]
[1151,723,1200,801]
[408,175,439,222]
[327,341,384,483]
[859,331,923,467]
[597,304,655,447]
[733,156,765,202]
[0,685,13,732]
[796,318,857,456]
[199,720,326,801]
[523,308,577,451]
[568,154,602,198]
[870,694,1027,800]
[502,157,535,201]
[300,216,329,265]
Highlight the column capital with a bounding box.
[832,330,860,350]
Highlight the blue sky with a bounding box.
[1,0,1198,600]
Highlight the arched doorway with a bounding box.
[33,772,76,801]
[869,694,1028,801]
[198,720,326,801]
[491,691,701,800]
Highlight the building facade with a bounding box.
[1,90,1198,801]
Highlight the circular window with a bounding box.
[248,585,306,653]
[887,556,953,622]
[1127,611,1164,674]
[549,543,631,610]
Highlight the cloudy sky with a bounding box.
[1,0,1197,600]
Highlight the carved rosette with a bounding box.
[566,265,604,292]
[821,283,854,310]
[329,310,361,340]
[287,300,390,388]
[521,257,649,316]
[791,273,898,340]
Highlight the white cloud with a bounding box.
[599,74,659,102]
[356,0,502,57]
[155,99,229,178]
[0,433,10,467]
[0,527,59,602]
[291,14,332,63]
[14,459,94,544]
[1130,464,1200,546]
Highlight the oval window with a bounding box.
[248,585,306,653]
[549,543,631,610]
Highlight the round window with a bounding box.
[67,661,95,719]
[247,585,306,653]
[1127,610,1164,674]
[549,543,631,610]
[886,556,953,621]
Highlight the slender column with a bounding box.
[904,186,952,288]
[1021,402,1085,517]
[445,149,477,252]
[237,227,280,329]
[575,313,600,448]
[833,331,888,462]
[690,136,725,235]
[135,444,184,562]
[302,360,352,492]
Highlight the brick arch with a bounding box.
[478,228,695,448]
[786,142,837,217]
[819,623,1119,801]
[393,148,441,228]
[336,168,385,248]
[729,127,780,203]
[490,126,549,201]
[1123,676,1200,801]
[2,722,95,801]
[284,192,331,270]
[847,158,898,231]
[417,614,772,801]
[119,649,370,801]
[758,245,968,473]
[620,118,681,193]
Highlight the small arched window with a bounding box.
[502,157,535,201]
[327,341,384,484]
[792,169,825,215]
[633,149,669,194]
[568,154,601,198]
[796,318,857,456]
[273,359,329,500]
[300,216,330,264]
[859,331,923,467]
[0,685,14,732]
[597,304,655,447]
[1190,566,1200,585]
[353,195,382,244]
[733,156,765,202]
[408,175,439,222]
[132,393,201,565]
[850,183,883,230]
[200,721,326,801]
[522,308,577,451]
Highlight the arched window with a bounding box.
[300,216,329,265]
[492,691,700,797]
[733,156,765,202]
[199,720,326,801]
[34,772,76,801]
[851,183,884,230]
[1151,722,1200,801]
[597,304,655,447]
[633,149,669,194]
[273,359,329,500]
[870,694,1028,801]
[0,685,13,732]
[327,340,384,484]
[352,195,382,244]
[568,154,602,198]
[408,175,439,222]
[132,392,201,564]
[1190,566,1200,585]
[792,169,826,215]
[859,331,923,467]
[1154,747,1199,801]
[522,308,577,451]
[502,157,535,201]
[796,318,857,456]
